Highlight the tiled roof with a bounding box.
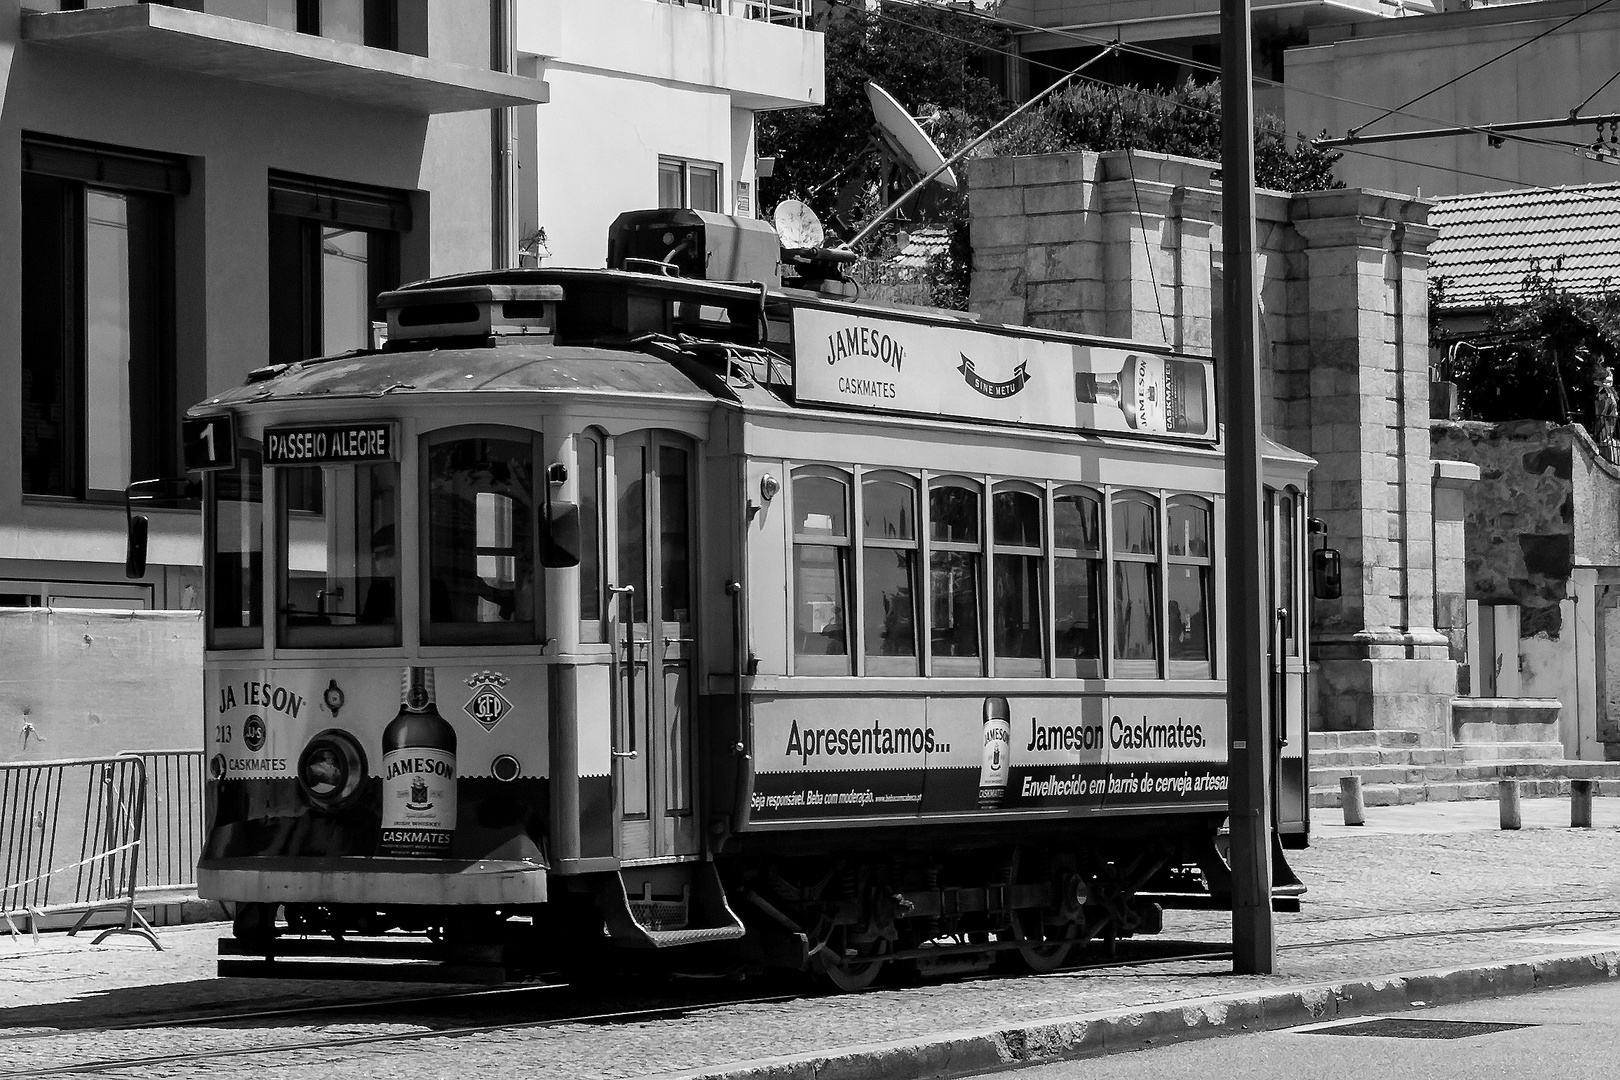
[1429,183,1620,308]
[891,225,952,270]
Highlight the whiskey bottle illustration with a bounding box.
[1075,353,1209,435]
[977,696,1012,810]
[379,666,457,857]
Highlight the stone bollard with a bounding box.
[1340,775,1365,826]
[1571,779,1595,828]
[1499,779,1523,830]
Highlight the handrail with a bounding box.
[608,584,637,760]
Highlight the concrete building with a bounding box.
[517,0,822,267]
[0,0,825,761]
[992,0,1437,115]
[0,0,545,757]
[1284,0,1620,198]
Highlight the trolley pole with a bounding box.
[1220,0,1277,973]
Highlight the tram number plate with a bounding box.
[182,415,237,471]
[265,423,397,465]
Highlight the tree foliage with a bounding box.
[1437,266,1620,426]
[982,80,1343,193]
[758,3,1344,309]
[758,1,1011,229]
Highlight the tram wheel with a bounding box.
[1001,851,1078,975]
[815,934,889,993]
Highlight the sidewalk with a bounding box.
[1,798,1617,1080]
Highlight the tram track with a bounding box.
[0,989,803,1078]
[4,906,1615,1076]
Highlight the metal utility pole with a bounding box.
[1220,0,1276,974]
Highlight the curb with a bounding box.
[650,948,1620,1080]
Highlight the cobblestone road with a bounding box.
[2,800,1617,1079]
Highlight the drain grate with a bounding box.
[1308,1018,1536,1040]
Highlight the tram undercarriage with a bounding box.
[216,824,1301,989]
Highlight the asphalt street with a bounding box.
[1021,978,1620,1080]
[0,797,1617,1079]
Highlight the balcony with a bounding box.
[21,3,550,114]
[525,0,823,111]
[658,0,812,30]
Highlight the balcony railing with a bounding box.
[659,0,812,29]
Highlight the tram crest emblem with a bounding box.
[464,670,513,732]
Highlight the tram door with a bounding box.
[1266,488,1309,840]
[610,431,698,861]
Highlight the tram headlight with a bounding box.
[297,729,368,811]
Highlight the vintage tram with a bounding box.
[156,209,1322,987]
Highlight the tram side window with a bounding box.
[792,469,852,674]
[1053,487,1103,678]
[578,430,605,642]
[863,473,919,675]
[1112,492,1160,673]
[424,432,539,646]
[1167,496,1214,677]
[929,480,983,673]
[992,484,1044,676]
[278,461,400,649]
[207,447,264,649]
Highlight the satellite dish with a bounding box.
[773,199,825,251]
[865,81,959,192]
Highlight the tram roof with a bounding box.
[196,339,718,411]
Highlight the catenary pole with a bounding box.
[1220,0,1276,973]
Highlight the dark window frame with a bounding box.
[21,134,184,502]
[268,171,409,365]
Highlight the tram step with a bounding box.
[599,863,745,948]
[217,935,550,983]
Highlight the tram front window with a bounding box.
[208,447,264,649]
[278,461,400,648]
[424,433,539,646]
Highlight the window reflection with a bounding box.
[930,483,982,664]
[209,448,263,648]
[426,435,537,644]
[863,477,918,668]
[793,470,851,670]
[1167,497,1212,671]
[993,489,1043,666]
[320,226,369,356]
[280,461,400,648]
[1112,494,1159,662]
[1054,490,1102,670]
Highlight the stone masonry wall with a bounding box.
[969,150,1459,737]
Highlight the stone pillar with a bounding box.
[1293,192,1458,738]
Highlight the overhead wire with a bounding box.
[835,0,1620,186]
[1347,0,1618,136]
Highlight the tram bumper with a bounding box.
[199,856,548,906]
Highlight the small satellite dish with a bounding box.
[865,81,959,192]
[773,199,825,251]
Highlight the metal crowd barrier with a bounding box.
[124,749,205,898]
[0,755,159,949]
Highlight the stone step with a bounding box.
[1309,729,1426,751]
[1309,769,1620,808]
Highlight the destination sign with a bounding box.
[264,423,396,466]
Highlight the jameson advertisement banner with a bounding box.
[747,694,1229,822]
[791,308,1217,441]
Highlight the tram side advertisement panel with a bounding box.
[748,695,1228,822]
[203,665,548,863]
